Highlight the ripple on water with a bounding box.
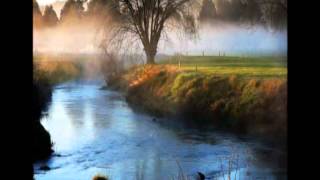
[35,80,287,180]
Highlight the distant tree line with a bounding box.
[33,0,286,30]
[33,0,118,29]
[199,0,287,29]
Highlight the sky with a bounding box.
[37,0,64,6]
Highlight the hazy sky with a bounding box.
[37,0,65,6]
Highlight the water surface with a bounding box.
[34,79,286,180]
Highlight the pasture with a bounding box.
[159,55,287,78]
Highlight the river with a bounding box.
[34,79,286,180]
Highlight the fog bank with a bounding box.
[159,24,287,56]
[34,23,287,57]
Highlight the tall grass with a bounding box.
[33,60,82,85]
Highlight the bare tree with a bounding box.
[101,0,198,64]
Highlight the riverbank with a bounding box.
[34,80,287,180]
[32,79,53,162]
[32,59,85,162]
[107,64,287,146]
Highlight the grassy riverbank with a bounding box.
[107,56,287,144]
[32,56,85,162]
[33,57,83,85]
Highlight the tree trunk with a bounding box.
[145,48,156,64]
[143,38,159,64]
[146,54,155,64]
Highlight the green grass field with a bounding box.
[159,56,287,78]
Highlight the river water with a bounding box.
[34,79,286,180]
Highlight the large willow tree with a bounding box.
[102,0,197,64]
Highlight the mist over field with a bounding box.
[33,24,287,56]
[159,24,287,56]
[33,25,102,54]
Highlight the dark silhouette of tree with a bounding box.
[259,0,287,30]
[214,0,245,22]
[102,0,197,64]
[87,0,118,17]
[86,0,120,25]
[239,0,262,25]
[43,5,59,27]
[210,0,286,29]
[33,0,43,28]
[199,0,217,24]
[33,0,42,17]
[60,0,87,25]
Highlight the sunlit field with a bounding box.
[159,56,287,78]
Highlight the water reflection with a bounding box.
[35,80,286,180]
